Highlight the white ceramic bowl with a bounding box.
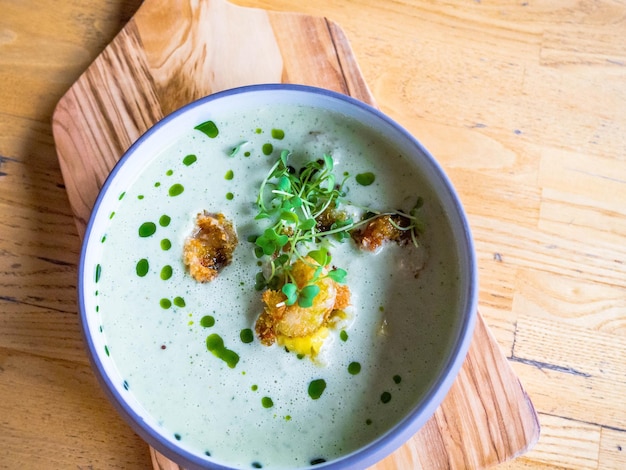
[79,84,477,470]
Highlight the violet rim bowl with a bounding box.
[78,83,478,470]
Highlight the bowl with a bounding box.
[78,84,477,470]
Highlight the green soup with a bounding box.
[89,103,462,468]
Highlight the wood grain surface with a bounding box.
[1,0,625,469]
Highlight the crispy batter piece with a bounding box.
[351,214,411,252]
[255,257,351,348]
[183,211,238,282]
[315,204,348,233]
[334,284,351,311]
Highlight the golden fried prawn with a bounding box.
[183,211,238,282]
[255,257,351,348]
[351,214,411,252]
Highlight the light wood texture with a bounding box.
[1,0,624,469]
[52,0,539,468]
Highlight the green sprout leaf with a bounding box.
[276,234,289,248]
[255,272,267,291]
[324,173,335,191]
[256,228,290,256]
[275,253,290,266]
[328,268,347,284]
[276,175,291,192]
[282,283,298,306]
[323,154,333,171]
[256,239,275,256]
[298,285,320,308]
[280,211,299,225]
[311,266,324,283]
[307,248,330,267]
[299,218,316,231]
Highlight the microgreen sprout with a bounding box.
[229,141,250,157]
[252,150,424,307]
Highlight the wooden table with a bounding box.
[1,1,624,469]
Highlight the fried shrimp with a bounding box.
[183,211,238,282]
[351,214,412,252]
[255,257,351,355]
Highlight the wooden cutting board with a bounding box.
[52,0,540,468]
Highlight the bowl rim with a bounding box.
[78,83,478,470]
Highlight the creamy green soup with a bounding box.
[89,103,462,468]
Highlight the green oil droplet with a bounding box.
[366,419,372,425]
[200,315,215,327]
[240,329,254,343]
[226,192,234,200]
[183,154,197,166]
[109,211,115,219]
[159,215,171,227]
[160,298,172,309]
[393,375,402,384]
[139,222,157,237]
[160,265,173,280]
[262,143,273,155]
[168,184,184,197]
[251,384,258,391]
[137,194,144,200]
[340,330,348,342]
[356,172,376,186]
[95,264,102,282]
[166,169,173,176]
[195,120,219,138]
[206,333,239,368]
[100,235,107,243]
[271,128,285,140]
[136,258,149,277]
[348,362,361,375]
[104,345,110,356]
[224,169,234,180]
[154,182,161,187]
[381,391,392,404]
[118,192,126,200]
[173,296,185,307]
[308,379,327,400]
[244,151,251,157]
[261,397,274,408]
[255,128,262,134]
[174,433,181,441]
[160,239,172,251]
